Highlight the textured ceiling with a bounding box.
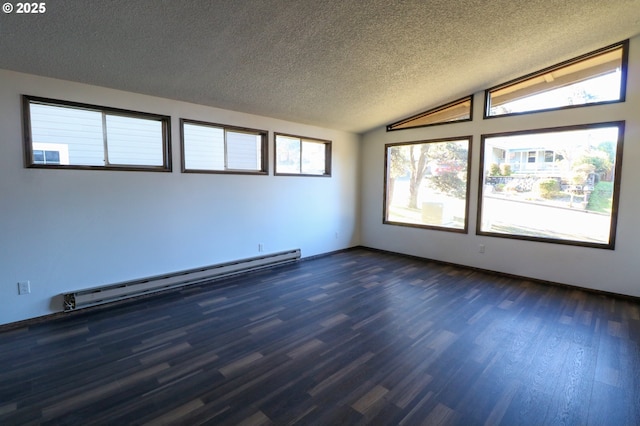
[1,0,639,133]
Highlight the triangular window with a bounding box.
[485,41,627,117]
[387,96,472,131]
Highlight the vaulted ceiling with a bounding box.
[1,0,639,133]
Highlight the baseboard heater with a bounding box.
[62,249,301,311]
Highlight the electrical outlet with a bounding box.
[478,244,486,254]
[258,243,264,252]
[18,281,31,295]
[334,231,339,239]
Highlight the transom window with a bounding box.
[274,133,331,176]
[478,122,624,249]
[23,96,171,171]
[387,96,473,131]
[181,119,268,174]
[384,137,471,232]
[485,41,627,118]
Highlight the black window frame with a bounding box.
[383,136,473,233]
[484,40,629,119]
[180,118,268,175]
[22,95,172,172]
[386,95,473,131]
[477,121,625,250]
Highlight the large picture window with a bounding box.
[274,133,331,176]
[485,41,627,118]
[23,96,171,171]
[384,137,471,232]
[181,119,268,174]
[477,122,624,249]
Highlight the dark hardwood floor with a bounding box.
[1,248,639,425]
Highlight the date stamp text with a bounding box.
[3,2,47,14]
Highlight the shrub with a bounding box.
[586,181,613,213]
[500,164,512,176]
[535,178,560,199]
[489,163,501,176]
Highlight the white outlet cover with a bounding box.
[18,281,31,295]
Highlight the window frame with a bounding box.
[386,95,473,131]
[476,121,625,250]
[274,132,332,177]
[32,149,61,165]
[22,95,172,172]
[180,118,268,175]
[484,40,629,119]
[383,136,473,233]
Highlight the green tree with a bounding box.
[427,142,468,199]
[597,141,616,163]
[576,150,612,180]
[430,172,467,199]
[389,141,467,210]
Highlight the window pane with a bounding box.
[181,120,266,173]
[276,136,301,174]
[25,97,170,171]
[33,150,45,164]
[183,123,224,170]
[387,96,472,131]
[385,138,470,231]
[275,133,331,176]
[106,115,164,166]
[29,103,104,166]
[487,43,626,117]
[301,141,326,175]
[479,123,623,248]
[227,131,261,170]
[44,150,60,164]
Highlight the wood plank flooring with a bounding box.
[1,248,639,425]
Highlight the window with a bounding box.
[387,96,473,131]
[384,137,471,232]
[33,149,60,165]
[485,41,627,118]
[23,96,171,171]
[274,133,331,176]
[544,150,554,163]
[478,122,624,249]
[181,119,267,174]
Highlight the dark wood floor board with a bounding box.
[548,341,596,425]
[1,248,639,425]
[606,329,640,422]
[258,378,319,424]
[122,371,226,425]
[586,381,632,426]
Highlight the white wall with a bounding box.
[0,70,361,325]
[361,34,640,298]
